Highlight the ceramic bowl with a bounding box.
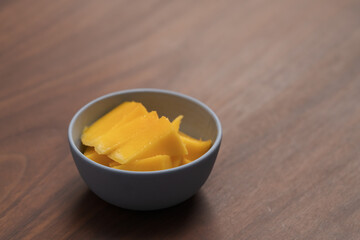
[68,89,222,210]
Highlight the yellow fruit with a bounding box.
[81,101,212,171]
[94,111,159,155]
[182,158,192,165]
[112,155,172,171]
[108,116,187,164]
[81,102,147,147]
[83,147,116,166]
[109,161,120,167]
[171,115,183,131]
[179,132,212,161]
[172,156,183,167]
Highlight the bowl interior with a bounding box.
[70,90,220,154]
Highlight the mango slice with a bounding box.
[171,115,183,131]
[109,161,120,167]
[94,111,159,155]
[172,156,183,168]
[108,116,187,164]
[83,147,116,166]
[179,132,212,161]
[81,101,212,171]
[182,158,192,165]
[112,155,172,171]
[82,102,147,147]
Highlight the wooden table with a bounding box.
[1,0,360,239]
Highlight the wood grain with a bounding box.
[1,0,360,239]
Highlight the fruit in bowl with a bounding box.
[68,89,222,210]
[81,101,212,171]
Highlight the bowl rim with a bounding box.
[68,88,222,175]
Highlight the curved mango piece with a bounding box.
[182,158,192,165]
[83,147,116,166]
[108,116,187,164]
[171,115,183,131]
[112,155,172,171]
[82,102,147,147]
[179,132,212,161]
[94,111,159,155]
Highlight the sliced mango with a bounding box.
[81,102,147,147]
[109,161,120,167]
[83,147,116,166]
[94,111,159,155]
[112,155,172,171]
[179,132,212,161]
[171,156,183,168]
[81,101,212,171]
[171,115,183,131]
[182,158,192,165]
[108,116,187,164]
